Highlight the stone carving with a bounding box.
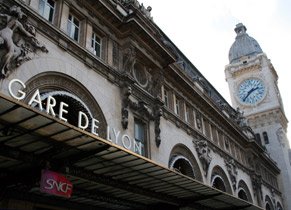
[271,188,276,207]
[193,138,212,176]
[139,3,152,20]
[251,174,263,201]
[121,84,132,129]
[233,107,247,127]
[115,0,152,20]
[242,126,255,140]
[112,40,119,68]
[225,158,238,191]
[276,127,285,147]
[153,105,162,147]
[121,81,163,147]
[0,5,48,78]
[195,111,202,130]
[150,70,164,98]
[122,46,136,75]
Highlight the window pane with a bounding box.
[134,120,146,156]
[163,88,169,107]
[67,14,79,42]
[39,0,55,22]
[91,32,102,57]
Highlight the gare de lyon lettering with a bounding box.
[8,79,143,155]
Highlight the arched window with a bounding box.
[24,72,107,138]
[265,195,274,210]
[212,175,226,192]
[276,202,283,210]
[266,203,272,210]
[169,144,203,181]
[170,155,195,178]
[210,166,233,194]
[237,180,253,203]
[263,131,269,144]
[39,91,93,128]
[238,189,248,201]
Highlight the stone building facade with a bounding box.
[0,0,286,210]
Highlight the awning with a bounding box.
[0,93,263,210]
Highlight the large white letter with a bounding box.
[28,89,43,110]
[59,102,68,122]
[112,128,120,144]
[8,79,26,100]
[121,135,131,150]
[78,111,89,130]
[46,95,56,117]
[106,126,112,142]
[134,140,142,155]
[91,118,99,136]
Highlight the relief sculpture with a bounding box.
[194,138,212,176]
[225,158,238,191]
[0,5,48,78]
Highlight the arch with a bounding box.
[210,165,232,194]
[169,144,203,181]
[23,72,107,138]
[276,201,283,210]
[237,180,253,203]
[265,195,274,210]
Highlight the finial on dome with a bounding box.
[228,23,263,64]
[234,23,247,35]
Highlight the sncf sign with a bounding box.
[40,170,73,198]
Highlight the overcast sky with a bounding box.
[141,0,291,143]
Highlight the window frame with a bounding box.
[134,118,148,157]
[67,13,80,42]
[174,95,180,116]
[91,31,102,58]
[162,86,169,108]
[39,0,56,23]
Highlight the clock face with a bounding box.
[238,79,266,105]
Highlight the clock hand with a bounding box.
[243,87,259,102]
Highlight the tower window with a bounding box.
[263,132,269,144]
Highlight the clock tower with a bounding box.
[225,23,291,210]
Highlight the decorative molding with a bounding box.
[120,79,163,147]
[122,45,136,75]
[225,158,238,191]
[276,127,285,147]
[193,138,212,176]
[0,5,48,79]
[251,173,263,201]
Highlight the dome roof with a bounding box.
[229,23,263,64]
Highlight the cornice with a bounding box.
[247,109,288,130]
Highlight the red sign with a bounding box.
[40,169,73,198]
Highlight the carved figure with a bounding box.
[225,158,238,191]
[0,5,48,78]
[195,111,202,129]
[121,85,132,129]
[235,107,247,127]
[251,174,263,200]
[123,46,136,75]
[194,138,212,176]
[153,105,162,147]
